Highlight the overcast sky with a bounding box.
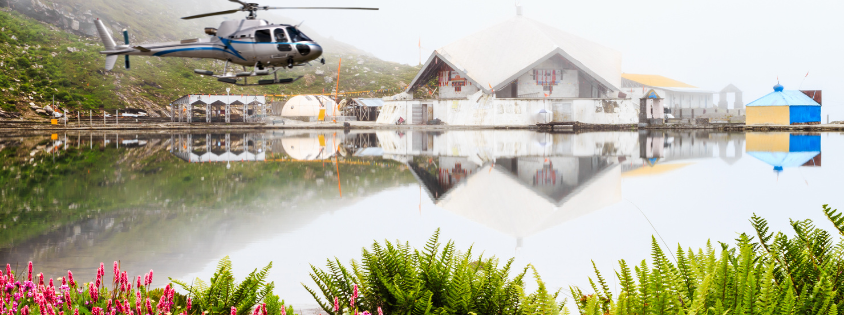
[260,0,844,119]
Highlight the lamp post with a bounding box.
[226,88,231,123]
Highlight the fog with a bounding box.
[251,0,844,120]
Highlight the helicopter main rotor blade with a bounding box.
[181,9,242,20]
[228,0,249,6]
[259,7,379,11]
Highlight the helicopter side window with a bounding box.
[255,29,272,43]
[285,27,313,42]
[274,28,292,52]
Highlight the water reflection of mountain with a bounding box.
[0,132,413,285]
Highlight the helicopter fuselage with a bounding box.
[100,19,322,68]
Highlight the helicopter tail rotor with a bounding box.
[122,29,130,69]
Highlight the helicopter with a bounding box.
[94,0,377,86]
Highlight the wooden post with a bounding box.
[334,58,341,123]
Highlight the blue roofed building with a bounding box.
[745,84,821,125]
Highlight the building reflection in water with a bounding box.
[0,129,826,288]
[745,133,821,173]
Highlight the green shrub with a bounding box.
[573,205,844,315]
[171,256,295,315]
[304,229,567,315]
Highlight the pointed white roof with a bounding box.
[409,15,622,93]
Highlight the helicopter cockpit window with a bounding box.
[255,29,272,43]
[285,27,312,42]
[274,28,292,51]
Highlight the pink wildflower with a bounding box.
[145,299,152,314]
[113,262,119,284]
[261,303,267,315]
[186,298,192,312]
[353,284,358,300]
[64,291,71,309]
[89,283,99,302]
[46,305,56,315]
[61,277,66,286]
[22,305,29,315]
[251,305,259,315]
[136,276,142,289]
[333,297,339,312]
[106,299,112,311]
[38,273,44,286]
[361,312,370,315]
[74,308,79,315]
[377,307,383,315]
[27,262,33,282]
[231,307,237,315]
[92,307,102,315]
[67,271,75,288]
[6,264,11,278]
[144,271,153,287]
[349,295,355,309]
[279,305,286,315]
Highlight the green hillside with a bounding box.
[0,6,419,118]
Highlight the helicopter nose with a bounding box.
[311,44,322,57]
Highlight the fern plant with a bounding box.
[171,256,295,315]
[304,229,567,315]
[573,204,844,315]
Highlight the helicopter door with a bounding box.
[254,29,275,63]
[274,28,292,52]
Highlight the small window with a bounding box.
[274,28,288,42]
[240,34,247,38]
[255,29,272,43]
[305,95,314,101]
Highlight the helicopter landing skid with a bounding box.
[216,75,303,86]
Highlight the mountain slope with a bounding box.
[0,0,419,118]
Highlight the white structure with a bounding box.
[281,95,335,118]
[274,131,342,160]
[376,13,638,126]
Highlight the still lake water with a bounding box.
[0,129,843,310]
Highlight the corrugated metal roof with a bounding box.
[409,16,621,94]
[746,88,821,107]
[621,73,697,88]
[354,98,384,107]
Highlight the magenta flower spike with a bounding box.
[113,262,119,284]
[377,307,383,315]
[27,262,33,282]
[89,283,99,302]
[67,271,75,288]
[231,307,237,315]
[22,305,30,315]
[136,276,142,289]
[353,284,358,300]
[333,297,339,312]
[74,308,79,315]
[6,264,11,279]
[279,305,286,315]
[187,297,192,312]
[145,299,152,314]
[349,295,355,309]
[98,263,105,278]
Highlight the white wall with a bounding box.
[439,82,479,99]
[376,96,639,126]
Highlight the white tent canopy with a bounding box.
[408,15,622,94]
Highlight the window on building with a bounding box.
[452,81,464,92]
